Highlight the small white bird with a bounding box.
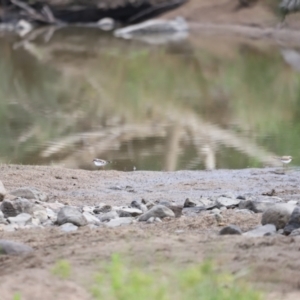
[93,158,112,168]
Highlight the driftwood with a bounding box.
[0,0,188,25]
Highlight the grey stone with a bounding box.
[130,200,148,213]
[162,204,183,218]
[198,198,215,209]
[283,207,300,235]
[243,224,276,237]
[141,199,155,210]
[83,212,101,225]
[220,206,227,211]
[290,228,300,236]
[0,181,7,202]
[237,193,255,201]
[239,197,283,213]
[82,206,94,213]
[147,217,162,224]
[60,223,78,232]
[0,198,34,217]
[10,187,48,202]
[182,206,206,216]
[138,205,175,222]
[0,211,5,224]
[33,209,48,223]
[46,208,57,222]
[216,197,240,208]
[0,239,33,255]
[214,213,224,225]
[117,207,143,217]
[56,206,87,226]
[93,205,112,214]
[219,225,242,235]
[184,198,197,207]
[211,208,221,214]
[0,224,18,232]
[44,201,64,212]
[261,203,296,230]
[98,211,118,222]
[105,217,133,228]
[8,213,32,226]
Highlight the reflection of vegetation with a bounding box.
[91,254,262,300]
[0,31,299,169]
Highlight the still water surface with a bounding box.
[0,27,299,171]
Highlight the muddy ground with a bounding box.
[0,165,300,300]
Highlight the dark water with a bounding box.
[0,27,299,171]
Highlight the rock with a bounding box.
[10,187,48,202]
[118,211,132,217]
[199,198,215,209]
[0,211,5,224]
[93,205,112,214]
[98,211,118,222]
[117,207,143,217]
[167,205,183,218]
[105,217,133,228]
[46,208,57,222]
[239,196,283,213]
[0,198,34,217]
[219,225,242,235]
[138,205,175,222]
[83,212,101,225]
[141,199,155,210]
[183,198,197,207]
[237,193,255,200]
[130,200,147,212]
[182,206,206,216]
[33,209,48,223]
[56,206,87,226]
[243,224,276,237]
[261,203,296,230]
[290,228,300,236]
[0,181,7,201]
[216,197,240,208]
[0,223,18,232]
[60,223,78,232]
[283,207,300,235]
[211,208,221,214]
[147,217,162,223]
[44,201,64,211]
[0,239,33,255]
[8,213,32,226]
[82,206,94,213]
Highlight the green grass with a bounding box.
[91,254,262,300]
[13,292,22,300]
[51,259,71,279]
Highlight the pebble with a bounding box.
[0,239,33,255]
[83,211,101,225]
[93,205,112,214]
[10,187,48,202]
[0,198,34,217]
[219,225,242,235]
[243,224,276,237]
[138,205,175,222]
[117,207,143,217]
[56,206,87,226]
[283,206,300,235]
[98,211,118,222]
[60,223,78,232]
[105,217,133,228]
[0,180,7,202]
[216,196,240,208]
[261,203,296,230]
[8,213,32,226]
[0,211,6,224]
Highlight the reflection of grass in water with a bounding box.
[91,254,262,300]
[1,40,300,166]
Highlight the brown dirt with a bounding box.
[1,164,300,299]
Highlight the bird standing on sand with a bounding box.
[93,158,112,168]
[274,155,292,170]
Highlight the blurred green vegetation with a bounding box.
[0,32,299,169]
[91,254,262,300]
